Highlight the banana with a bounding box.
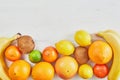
[0,33,21,80]
[98,30,120,80]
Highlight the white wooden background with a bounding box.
[0,0,120,80]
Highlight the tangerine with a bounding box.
[42,46,58,62]
[5,45,21,61]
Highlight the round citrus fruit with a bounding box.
[42,46,58,62]
[8,60,31,80]
[29,50,41,63]
[88,40,112,64]
[78,64,93,79]
[5,45,21,61]
[93,64,109,78]
[55,56,78,79]
[55,40,75,55]
[32,62,54,80]
[74,30,91,46]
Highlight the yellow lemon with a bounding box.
[55,40,75,55]
[74,30,91,46]
[78,64,93,79]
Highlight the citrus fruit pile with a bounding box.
[4,30,113,80]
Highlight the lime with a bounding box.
[29,50,41,63]
[74,30,91,46]
[78,64,93,79]
[55,40,75,55]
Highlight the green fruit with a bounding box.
[78,64,93,79]
[55,40,75,55]
[74,30,91,46]
[29,50,41,63]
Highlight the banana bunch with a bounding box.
[0,33,20,80]
[98,30,120,80]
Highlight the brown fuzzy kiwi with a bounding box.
[74,46,89,64]
[17,35,35,53]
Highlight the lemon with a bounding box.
[74,30,91,46]
[78,64,93,79]
[55,40,75,55]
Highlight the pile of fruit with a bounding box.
[0,30,120,80]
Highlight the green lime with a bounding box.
[78,64,93,79]
[29,50,41,63]
[74,30,91,46]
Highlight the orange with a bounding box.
[55,56,78,79]
[42,46,58,62]
[8,60,31,80]
[88,40,112,64]
[5,45,21,61]
[32,62,54,80]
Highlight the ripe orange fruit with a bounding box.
[42,46,58,62]
[32,62,54,80]
[5,45,21,61]
[55,56,78,79]
[88,40,112,64]
[8,60,31,80]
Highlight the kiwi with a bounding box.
[74,46,89,64]
[17,35,35,53]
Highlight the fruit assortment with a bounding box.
[0,30,120,80]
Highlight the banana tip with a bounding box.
[16,33,22,38]
[12,33,21,40]
[17,33,22,36]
